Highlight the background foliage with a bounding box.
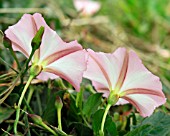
[0,0,170,135]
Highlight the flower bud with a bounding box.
[31,26,44,51]
[55,96,63,110]
[28,114,43,125]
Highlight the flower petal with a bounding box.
[113,48,129,92]
[84,48,128,93]
[117,50,166,116]
[120,50,164,96]
[116,98,129,105]
[84,49,112,90]
[32,13,55,61]
[33,13,50,29]
[5,13,50,58]
[37,71,59,81]
[5,14,37,57]
[92,81,110,97]
[43,50,87,91]
[38,29,82,65]
[122,94,166,117]
[74,0,101,16]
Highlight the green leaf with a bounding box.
[105,115,118,136]
[82,93,102,118]
[0,106,15,123]
[42,91,64,125]
[92,109,104,135]
[125,124,152,136]
[92,109,118,136]
[125,111,170,136]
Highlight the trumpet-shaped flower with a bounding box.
[84,48,166,117]
[5,13,87,91]
[74,0,101,16]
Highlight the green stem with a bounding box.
[23,50,35,75]
[23,97,34,114]
[57,108,62,130]
[41,123,58,136]
[27,86,35,104]
[14,75,34,134]
[24,114,31,136]
[21,87,35,115]
[22,47,37,78]
[47,80,52,101]
[99,103,112,136]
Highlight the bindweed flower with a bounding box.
[5,13,87,91]
[74,0,101,16]
[84,48,166,117]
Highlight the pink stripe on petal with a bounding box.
[84,48,130,92]
[90,56,112,87]
[39,27,82,64]
[122,96,142,115]
[84,53,109,89]
[43,44,82,65]
[115,49,129,91]
[92,81,110,97]
[87,49,112,88]
[12,41,30,58]
[122,94,166,117]
[121,88,165,97]
[120,51,162,93]
[44,50,87,91]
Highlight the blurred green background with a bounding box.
[0,0,170,109]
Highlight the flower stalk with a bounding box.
[55,96,63,130]
[99,103,111,136]
[29,114,58,136]
[99,91,119,136]
[14,64,42,134]
[14,75,34,134]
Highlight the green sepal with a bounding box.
[107,91,119,105]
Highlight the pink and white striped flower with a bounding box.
[5,13,87,91]
[74,0,101,16]
[84,48,166,117]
